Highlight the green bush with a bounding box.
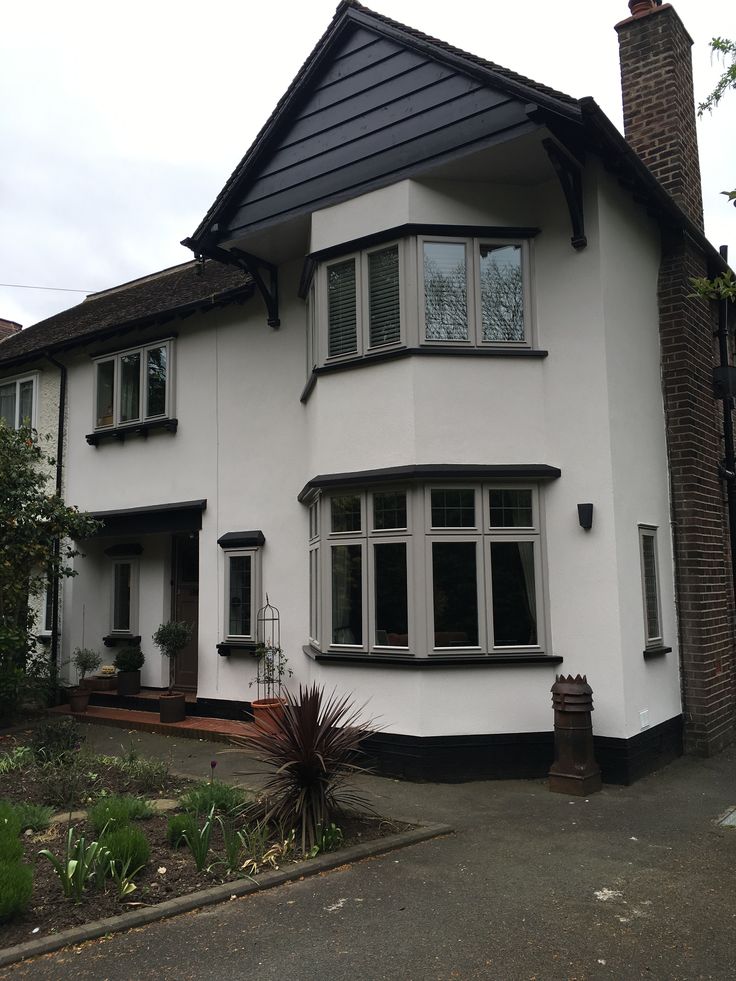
[30,716,84,762]
[0,862,33,923]
[88,795,153,835]
[0,746,33,774]
[113,647,145,673]
[179,781,246,817]
[102,825,150,874]
[0,803,22,839]
[0,832,23,864]
[9,803,54,833]
[167,813,197,849]
[36,754,95,810]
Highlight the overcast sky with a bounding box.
[2,0,734,329]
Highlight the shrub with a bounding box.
[113,647,145,673]
[36,754,97,810]
[39,826,109,900]
[102,825,150,874]
[11,803,54,833]
[0,803,22,839]
[30,716,84,762]
[231,684,376,851]
[72,647,102,683]
[89,795,153,835]
[179,781,246,817]
[0,832,22,864]
[0,745,33,774]
[0,862,33,923]
[182,807,214,871]
[167,813,197,850]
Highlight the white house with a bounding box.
[2,0,734,781]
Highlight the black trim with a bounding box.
[86,418,178,446]
[104,543,144,557]
[217,642,259,657]
[87,500,206,538]
[303,645,561,667]
[298,464,561,501]
[230,248,280,327]
[217,531,266,549]
[88,690,251,722]
[643,645,672,659]
[594,715,683,785]
[103,635,142,648]
[542,139,587,249]
[300,371,318,404]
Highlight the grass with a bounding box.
[179,780,246,817]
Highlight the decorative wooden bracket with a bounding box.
[542,138,587,250]
[231,248,280,328]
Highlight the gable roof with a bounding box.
[0,260,252,371]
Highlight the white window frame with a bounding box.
[222,548,261,644]
[0,372,38,429]
[639,525,663,648]
[110,559,139,636]
[418,236,531,349]
[93,338,174,431]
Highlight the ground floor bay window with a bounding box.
[304,474,552,658]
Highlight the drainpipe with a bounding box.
[715,246,736,606]
[45,353,66,669]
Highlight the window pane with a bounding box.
[375,543,408,647]
[309,547,319,643]
[328,259,358,357]
[228,555,252,636]
[368,245,400,347]
[490,541,537,646]
[18,381,33,426]
[432,542,478,647]
[489,489,533,528]
[431,489,475,528]
[120,353,141,423]
[113,564,131,632]
[480,244,524,342]
[423,242,468,341]
[642,535,660,641]
[44,580,54,632]
[96,361,115,427]
[373,491,407,530]
[146,346,167,418]
[332,545,362,644]
[331,495,361,533]
[0,383,15,428]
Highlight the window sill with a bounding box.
[218,642,259,657]
[103,635,141,648]
[643,645,672,659]
[86,418,178,446]
[303,645,562,668]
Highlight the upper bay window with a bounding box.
[0,374,36,429]
[94,340,172,431]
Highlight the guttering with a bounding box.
[45,353,66,668]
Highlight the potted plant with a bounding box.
[250,643,292,730]
[113,646,145,696]
[68,647,102,712]
[152,621,192,723]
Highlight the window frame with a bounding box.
[638,525,663,648]
[0,372,38,429]
[222,547,260,645]
[109,558,139,637]
[93,339,174,432]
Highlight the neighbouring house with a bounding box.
[2,0,734,781]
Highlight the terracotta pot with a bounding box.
[251,698,286,732]
[117,670,141,696]
[68,688,91,713]
[159,692,186,723]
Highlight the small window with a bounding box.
[327,259,358,358]
[223,549,260,642]
[331,495,361,534]
[111,560,137,635]
[94,340,173,430]
[367,245,400,348]
[0,375,36,429]
[431,489,475,528]
[639,527,662,646]
[479,244,524,342]
[373,491,407,531]
[489,489,533,529]
[423,241,468,341]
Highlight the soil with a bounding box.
[0,735,411,952]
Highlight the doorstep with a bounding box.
[48,704,253,743]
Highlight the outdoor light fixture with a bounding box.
[577,503,594,530]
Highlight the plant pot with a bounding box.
[117,670,141,696]
[251,698,286,732]
[83,675,117,692]
[68,688,91,713]
[159,692,186,723]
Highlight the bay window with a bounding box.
[94,340,172,430]
[0,374,36,429]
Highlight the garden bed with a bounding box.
[0,725,412,952]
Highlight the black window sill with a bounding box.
[643,645,672,659]
[302,645,562,668]
[103,635,141,648]
[86,418,178,446]
[218,642,259,657]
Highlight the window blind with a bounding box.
[328,259,358,357]
[368,246,400,347]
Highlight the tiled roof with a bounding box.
[0,260,252,368]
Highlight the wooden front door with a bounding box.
[172,533,199,691]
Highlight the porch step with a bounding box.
[48,705,254,744]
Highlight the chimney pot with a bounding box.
[628,0,656,15]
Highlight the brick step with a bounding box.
[48,704,254,744]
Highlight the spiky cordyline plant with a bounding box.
[233,684,377,852]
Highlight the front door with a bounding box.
[172,533,199,690]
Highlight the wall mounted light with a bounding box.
[578,503,594,531]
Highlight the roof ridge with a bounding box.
[85,259,200,301]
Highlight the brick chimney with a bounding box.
[0,318,21,342]
[615,1,703,229]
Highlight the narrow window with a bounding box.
[146,346,167,418]
[368,245,400,348]
[423,242,468,341]
[374,542,408,647]
[479,244,524,342]
[331,544,362,645]
[309,547,320,645]
[490,541,537,646]
[119,352,141,423]
[431,489,475,528]
[327,259,358,357]
[0,382,15,428]
[639,527,662,645]
[228,554,253,638]
[18,381,34,426]
[112,562,132,633]
[43,579,54,633]
[96,360,115,428]
[432,541,478,647]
